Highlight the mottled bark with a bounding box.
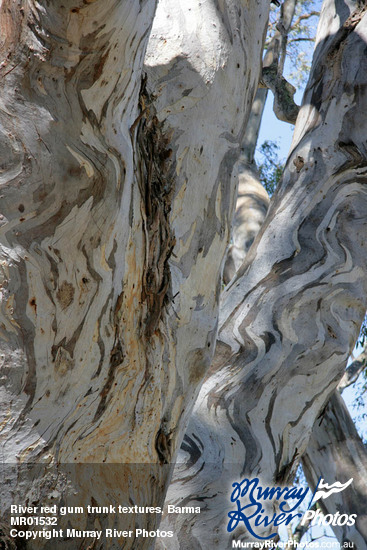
[239,0,299,167]
[300,350,367,548]
[0,1,160,547]
[302,392,367,548]
[160,1,367,547]
[338,346,367,391]
[0,0,269,548]
[260,66,299,124]
[223,166,269,283]
[259,0,300,126]
[224,0,298,283]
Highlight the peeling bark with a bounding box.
[136,79,176,340]
[160,1,367,546]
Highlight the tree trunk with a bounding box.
[224,0,298,283]
[159,1,367,546]
[0,0,268,548]
[302,388,367,547]
[0,2,160,547]
[223,166,270,283]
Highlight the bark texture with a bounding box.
[301,357,367,548]
[223,0,298,283]
[303,391,367,548]
[338,346,367,390]
[0,0,269,548]
[160,1,367,547]
[0,1,160,546]
[223,165,269,283]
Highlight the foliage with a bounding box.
[343,315,367,443]
[266,0,321,87]
[352,373,367,442]
[357,313,367,348]
[349,383,367,444]
[286,0,321,86]
[355,313,367,408]
[256,139,284,196]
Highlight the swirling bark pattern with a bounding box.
[0,0,269,548]
[160,2,367,547]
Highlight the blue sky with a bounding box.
[256,93,295,163]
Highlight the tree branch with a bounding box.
[291,11,320,30]
[302,392,367,548]
[223,166,269,284]
[288,37,315,43]
[338,345,367,391]
[261,65,300,123]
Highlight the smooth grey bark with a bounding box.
[159,1,367,547]
[223,166,270,283]
[240,89,269,166]
[224,0,298,283]
[302,392,367,548]
[0,0,269,548]
[301,350,367,548]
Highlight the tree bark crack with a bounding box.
[136,77,176,338]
